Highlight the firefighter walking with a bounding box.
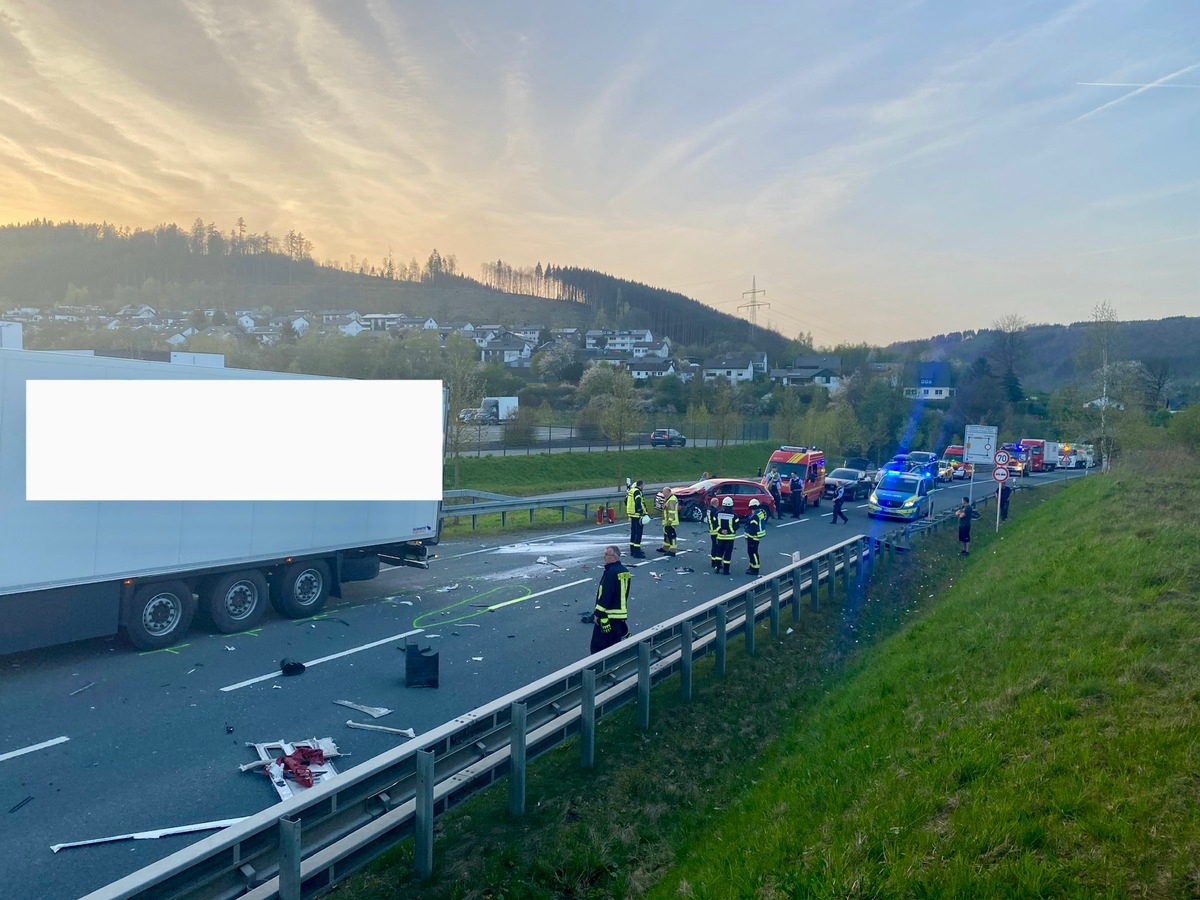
[715,496,739,575]
[626,479,647,558]
[744,498,767,575]
[706,497,721,571]
[658,487,679,556]
[590,545,631,654]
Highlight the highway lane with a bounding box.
[0,469,1080,898]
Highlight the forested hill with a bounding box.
[888,316,1200,395]
[0,221,790,355]
[546,266,792,359]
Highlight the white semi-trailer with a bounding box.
[0,348,441,655]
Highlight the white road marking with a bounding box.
[220,628,425,692]
[0,736,69,763]
[484,578,592,611]
[448,522,626,559]
[771,518,809,527]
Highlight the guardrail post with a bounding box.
[580,669,596,769]
[638,642,651,730]
[826,552,836,601]
[810,559,820,610]
[790,567,802,623]
[415,749,435,880]
[744,591,756,656]
[841,544,851,595]
[716,603,727,676]
[681,620,693,701]
[510,701,527,817]
[279,815,301,900]
[501,510,508,528]
[769,578,780,635]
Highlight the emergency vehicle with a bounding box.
[1019,438,1048,473]
[760,446,826,512]
[1000,442,1030,476]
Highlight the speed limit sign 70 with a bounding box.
[994,449,1011,466]
[993,465,1010,483]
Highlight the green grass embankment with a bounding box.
[345,449,1199,898]
[443,443,777,496]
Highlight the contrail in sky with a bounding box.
[1077,82,1200,88]
[1075,62,1200,121]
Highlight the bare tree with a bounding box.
[1081,301,1119,471]
[598,370,643,483]
[709,380,742,471]
[990,314,1027,399]
[1140,357,1174,411]
[442,341,483,488]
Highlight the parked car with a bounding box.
[951,462,974,480]
[656,478,777,521]
[867,471,933,521]
[650,428,687,448]
[936,460,955,482]
[823,467,873,500]
[843,457,877,480]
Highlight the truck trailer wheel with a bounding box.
[271,560,331,618]
[125,580,196,651]
[207,570,268,633]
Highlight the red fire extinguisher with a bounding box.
[606,503,616,524]
[596,505,604,525]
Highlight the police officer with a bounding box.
[626,479,647,558]
[715,496,739,575]
[767,466,783,513]
[787,471,802,518]
[590,545,631,654]
[659,487,679,556]
[744,497,768,575]
[706,496,722,571]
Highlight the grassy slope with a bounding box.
[444,443,777,495]
[341,450,1199,899]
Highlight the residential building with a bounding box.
[903,362,956,400]
[628,358,676,380]
[702,356,755,385]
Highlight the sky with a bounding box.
[0,1,1197,348]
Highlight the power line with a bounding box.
[737,276,770,338]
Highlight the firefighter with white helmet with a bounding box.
[715,496,739,575]
[744,497,768,576]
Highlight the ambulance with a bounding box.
[760,446,826,513]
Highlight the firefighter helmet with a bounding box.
[749,498,760,508]
[722,497,734,507]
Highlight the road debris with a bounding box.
[68,682,95,697]
[333,700,392,718]
[8,796,33,813]
[437,583,460,593]
[345,720,415,738]
[280,658,306,676]
[224,645,236,651]
[51,818,247,853]
[240,738,342,801]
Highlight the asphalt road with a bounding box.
[0,467,1085,899]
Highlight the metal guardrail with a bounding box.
[85,535,875,900]
[441,490,624,530]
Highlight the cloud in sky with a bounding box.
[0,0,1196,347]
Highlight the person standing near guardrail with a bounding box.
[1000,481,1013,522]
[743,498,767,575]
[956,496,980,555]
[591,545,631,654]
[706,497,722,571]
[626,479,647,558]
[659,487,679,556]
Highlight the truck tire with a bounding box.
[207,570,268,633]
[270,559,331,618]
[125,580,196,651]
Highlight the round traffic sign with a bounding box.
[994,450,1011,466]
[993,465,1010,483]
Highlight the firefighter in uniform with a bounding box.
[658,487,679,556]
[706,496,722,571]
[590,545,631,654]
[716,496,739,574]
[744,498,768,575]
[626,479,647,558]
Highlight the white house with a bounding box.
[480,336,533,366]
[702,357,755,385]
[628,358,676,380]
[631,340,671,359]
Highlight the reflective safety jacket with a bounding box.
[716,510,739,539]
[706,506,720,536]
[626,485,645,517]
[663,496,679,527]
[745,508,767,540]
[594,560,631,622]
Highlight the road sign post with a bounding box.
[964,425,998,505]
[992,464,1010,532]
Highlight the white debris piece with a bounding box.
[333,700,392,718]
[346,720,416,738]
